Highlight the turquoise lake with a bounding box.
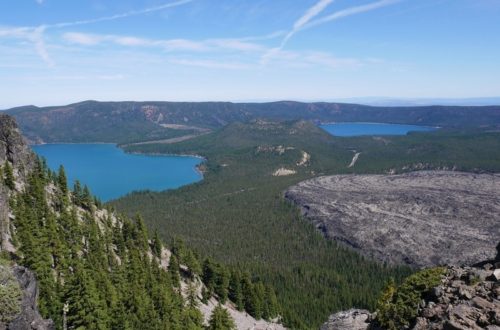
[32,144,203,202]
[320,122,437,136]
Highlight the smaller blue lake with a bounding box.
[33,144,203,202]
[320,122,437,137]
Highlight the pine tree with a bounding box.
[169,255,181,287]
[152,229,163,258]
[3,161,15,190]
[72,180,83,206]
[57,165,68,194]
[229,271,244,311]
[207,304,236,330]
[202,258,216,295]
[82,185,93,210]
[241,272,261,319]
[184,250,201,279]
[214,266,229,304]
[64,266,110,330]
[264,285,279,319]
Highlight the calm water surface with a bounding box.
[320,122,437,136]
[33,144,202,202]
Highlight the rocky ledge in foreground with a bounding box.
[0,264,54,330]
[322,263,500,330]
[285,171,500,268]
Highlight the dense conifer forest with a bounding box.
[114,121,500,328]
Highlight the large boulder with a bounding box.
[320,309,372,330]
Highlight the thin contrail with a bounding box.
[48,0,194,29]
[303,0,401,30]
[262,0,401,64]
[282,0,335,48]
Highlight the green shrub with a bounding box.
[375,267,446,329]
[0,262,23,323]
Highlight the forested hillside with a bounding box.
[114,121,500,328]
[5,100,500,144]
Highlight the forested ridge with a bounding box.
[6,100,500,144]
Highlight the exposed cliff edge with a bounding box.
[1,114,35,253]
[285,171,500,268]
[0,114,35,175]
[1,114,54,329]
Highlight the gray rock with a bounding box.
[1,114,36,253]
[0,114,36,175]
[493,269,500,281]
[327,264,500,330]
[6,266,54,330]
[285,171,500,268]
[320,309,371,330]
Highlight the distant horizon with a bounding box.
[2,96,500,110]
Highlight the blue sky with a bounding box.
[1,0,499,108]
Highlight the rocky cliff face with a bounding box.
[0,114,35,173]
[285,171,500,268]
[1,114,35,253]
[0,114,53,330]
[322,262,500,330]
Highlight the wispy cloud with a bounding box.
[63,32,269,53]
[262,0,335,63]
[283,0,335,47]
[169,58,252,70]
[48,0,194,29]
[31,26,54,67]
[0,26,54,66]
[304,0,401,30]
[0,0,195,66]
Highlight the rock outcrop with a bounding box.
[285,171,500,268]
[1,114,36,253]
[0,114,35,174]
[320,309,372,330]
[4,267,54,330]
[412,264,499,329]
[322,263,500,330]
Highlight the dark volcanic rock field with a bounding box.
[285,171,500,268]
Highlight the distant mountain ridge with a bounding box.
[4,100,500,144]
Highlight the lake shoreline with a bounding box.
[33,143,204,202]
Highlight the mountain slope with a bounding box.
[5,100,500,143]
[0,114,283,330]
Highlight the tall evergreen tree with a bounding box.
[57,165,68,195]
[152,229,163,258]
[229,271,244,311]
[207,304,236,330]
[3,161,15,190]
